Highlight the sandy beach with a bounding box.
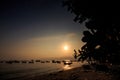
[17,65,112,80]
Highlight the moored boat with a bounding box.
[63,60,72,65]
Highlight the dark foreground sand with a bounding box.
[18,65,112,80]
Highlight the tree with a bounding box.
[63,0,120,65]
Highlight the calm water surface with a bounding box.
[0,61,85,80]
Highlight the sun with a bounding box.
[64,45,68,50]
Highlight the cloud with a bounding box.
[27,33,77,42]
[65,33,76,38]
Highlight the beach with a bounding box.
[20,65,112,80]
[0,61,113,80]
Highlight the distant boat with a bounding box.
[21,60,27,63]
[52,60,56,63]
[28,60,34,63]
[56,61,61,64]
[35,60,41,62]
[63,60,72,65]
[41,61,45,63]
[46,61,50,63]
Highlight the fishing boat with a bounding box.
[63,60,72,65]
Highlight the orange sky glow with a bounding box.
[0,33,83,59]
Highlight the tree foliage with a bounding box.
[63,0,120,65]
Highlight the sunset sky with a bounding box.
[0,0,86,59]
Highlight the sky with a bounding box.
[0,0,86,60]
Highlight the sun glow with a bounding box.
[64,45,68,50]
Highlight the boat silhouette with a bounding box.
[63,60,72,65]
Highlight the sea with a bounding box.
[0,60,86,80]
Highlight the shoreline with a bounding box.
[16,65,112,80]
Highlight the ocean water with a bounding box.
[0,61,85,80]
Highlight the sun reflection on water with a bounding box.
[63,65,72,70]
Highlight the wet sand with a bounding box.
[19,65,112,80]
